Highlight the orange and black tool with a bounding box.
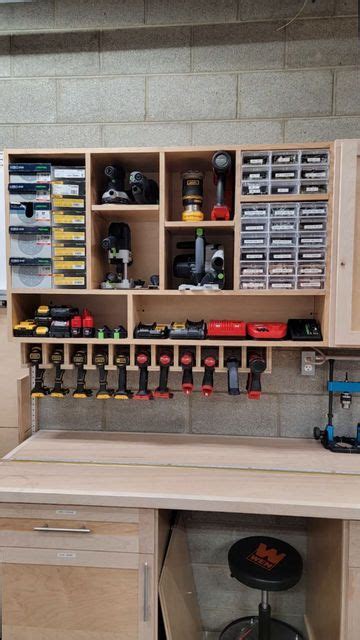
[180,351,194,395]
[114,352,132,400]
[154,351,173,399]
[94,351,113,399]
[29,346,50,398]
[201,355,217,397]
[50,349,69,398]
[246,351,266,400]
[134,351,153,400]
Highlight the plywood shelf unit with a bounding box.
[6,142,334,374]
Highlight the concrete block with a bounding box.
[286,17,358,68]
[57,77,145,123]
[0,0,54,31]
[335,0,359,14]
[332,397,360,433]
[101,27,190,75]
[12,32,100,77]
[192,120,283,145]
[193,22,285,72]
[104,391,189,432]
[279,393,328,438]
[0,36,10,77]
[239,0,335,21]
[39,396,104,431]
[285,116,360,142]
[103,122,191,147]
[187,520,307,565]
[238,70,333,118]
[336,69,360,115]
[263,349,327,395]
[15,124,102,148]
[0,79,56,124]
[0,126,15,148]
[192,564,306,622]
[146,0,237,24]
[55,0,144,29]
[190,393,279,437]
[183,511,307,531]
[148,74,237,121]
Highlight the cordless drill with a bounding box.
[226,356,240,396]
[29,346,50,398]
[50,349,69,398]
[246,351,266,400]
[72,350,92,398]
[154,351,173,399]
[134,351,153,400]
[94,351,113,399]
[202,355,217,397]
[180,351,195,395]
[129,171,159,204]
[211,151,232,220]
[114,352,132,400]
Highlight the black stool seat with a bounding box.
[228,536,303,592]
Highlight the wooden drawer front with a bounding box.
[0,503,146,523]
[0,510,154,554]
[347,568,360,640]
[348,522,360,566]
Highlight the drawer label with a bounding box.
[56,509,77,515]
[57,552,76,559]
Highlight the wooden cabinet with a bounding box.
[330,139,360,347]
[0,505,167,640]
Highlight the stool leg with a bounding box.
[258,590,271,640]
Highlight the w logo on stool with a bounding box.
[247,542,286,571]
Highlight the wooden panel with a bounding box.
[0,503,142,523]
[349,522,360,566]
[305,519,345,640]
[159,517,202,640]
[0,518,140,553]
[0,309,22,430]
[10,430,360,476]
[333,139,360,346]
[2,563,139,640]
[346,568,360,640]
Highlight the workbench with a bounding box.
[0,431,358,640]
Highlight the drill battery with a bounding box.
[134,322,169,339]
[169,319,206,340]
[207,320,246,338]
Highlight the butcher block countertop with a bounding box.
[0,431,360,519]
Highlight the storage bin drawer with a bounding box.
[0,505,155,554]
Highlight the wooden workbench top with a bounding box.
[0,431,359,519]
[6,430,360,475]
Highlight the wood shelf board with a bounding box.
[11,289,326,297]
[91,204,159,223]
[12,337,326,347]
[164,221,235,230]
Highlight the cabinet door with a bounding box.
[1,549,155,640]
[332,139,360,346]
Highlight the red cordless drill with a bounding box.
[134,351,153,400]
[246,351,266,400]
[180,351,195,395]
[202,355,217,397]
[154,351,173,399]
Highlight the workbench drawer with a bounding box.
[348,522,360,567]
[0,507,155,553]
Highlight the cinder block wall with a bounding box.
[0,0,358,148]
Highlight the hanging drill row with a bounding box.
[28,346,268,400]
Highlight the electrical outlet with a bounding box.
[301,350,316,376]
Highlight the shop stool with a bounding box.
[220,536,304,640]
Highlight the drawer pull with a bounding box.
[33,525,92,534]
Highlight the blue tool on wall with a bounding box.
[314,359,360,453]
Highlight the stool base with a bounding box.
[219,616,304,640]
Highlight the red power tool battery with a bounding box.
[246,322,287,340]
[207,320,246,338]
